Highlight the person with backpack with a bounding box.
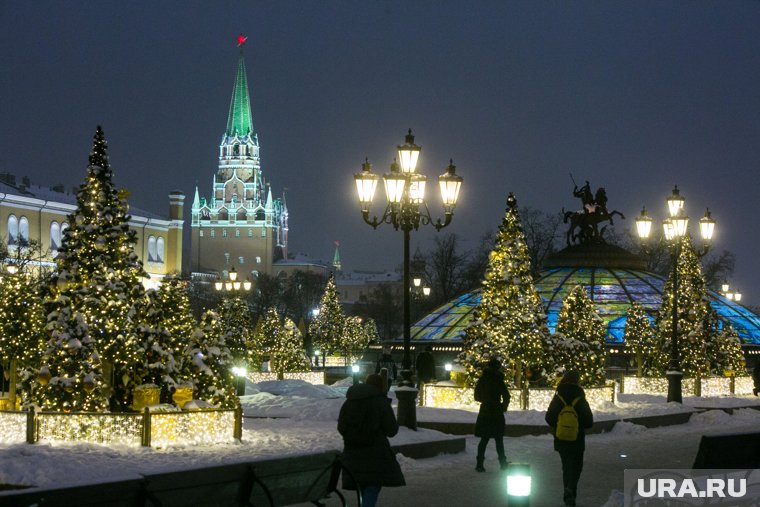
[545,370,594,507]
[473,357,511,472]
[337,373,405,507]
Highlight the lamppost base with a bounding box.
[395,369,418,430]
[666,370,683,403]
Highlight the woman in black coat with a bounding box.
[338,374,405,507]
[474,358,511,472]
[545,371,594,507]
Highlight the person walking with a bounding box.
[337,373,406,507]
[473,357,511,472]
[545,370,594,507]
[375,347,397,391]
[415,345,436,389]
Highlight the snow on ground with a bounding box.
[1,378,759,507]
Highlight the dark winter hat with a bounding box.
[561,371,581,384]
[487,358,501,369]
[365,374,385,391]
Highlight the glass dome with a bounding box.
[409,266,760,346]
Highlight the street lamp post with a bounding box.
[214,266,252,294]
[353,129,462,427]
[635,186,715,403]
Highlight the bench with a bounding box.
[693,431,760,469]
[1,451,361,507]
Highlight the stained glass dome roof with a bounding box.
[408,246,760,346]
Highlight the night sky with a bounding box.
[2,2,759,304]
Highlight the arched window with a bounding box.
[50,221,61,252]
[19,216,29,246]
[156,237,165,263]
[148,236,157,262]
[7,215,18,246]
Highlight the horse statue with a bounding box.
[564,181,625,245]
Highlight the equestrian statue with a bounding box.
[563,176,625,245]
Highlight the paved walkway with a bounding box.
[305,408,760,507]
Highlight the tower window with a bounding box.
[199,230,204,237]
[210,230,215,238]
[262,230,267,238]
[238,256,244,265]
[235,229,240,237]
[256,256,262,264]
[225,252,230,263]
[247,230,253,238]
[222,229,228,237]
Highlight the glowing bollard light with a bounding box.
[232,366,247,396]
[444,362,453,381]
[506,463,531,506]
[351,364,360,385]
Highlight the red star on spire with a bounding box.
[237,34,248,47]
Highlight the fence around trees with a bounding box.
[0,407,242,447]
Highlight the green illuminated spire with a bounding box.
[225,52,254,137]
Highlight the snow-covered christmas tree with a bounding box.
[459,194,548,387]
[45,126,148,411]
[552,285,607,386]
[217,297,253,368]
[37,300,109,412]
[0,264,46,407]
[186,310,237,408]
[132,289,178,396]
[153,275,197,385]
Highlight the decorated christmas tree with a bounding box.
[711,323,745,375]
[623,302,657,376]
[341,316,375,363]
[654,236,711,377]
[45,126,147,410]
[36,299,109,411]
[0,264,46,407]
[217,297,253,368]
[252,306,281,370]
[186,310,237,408]
[153,275,197,385]
[553,285,607,386]
[309,273,346,358]
[269,317,310,379]
[459,194,548,387]
[132,289,177,394]
[541,331,592,386]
